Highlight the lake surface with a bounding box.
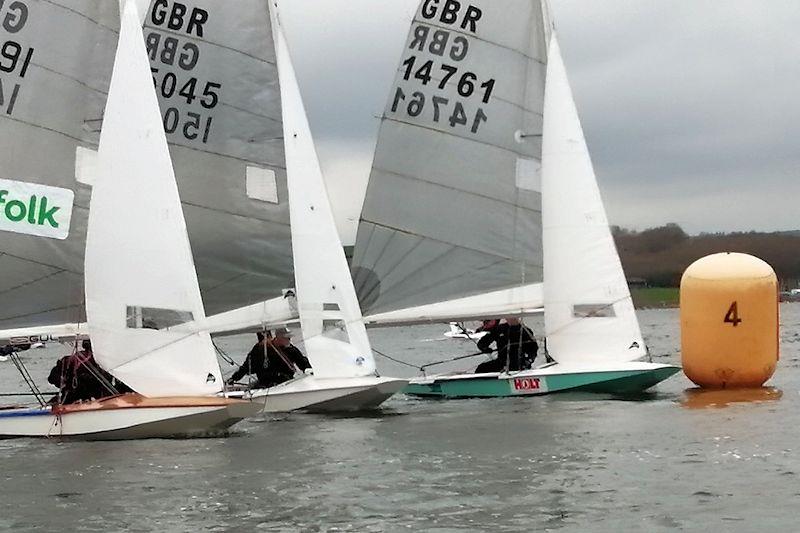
[1,305,798,532]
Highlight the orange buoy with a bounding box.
[680,252,778,388]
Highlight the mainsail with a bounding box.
[0,0,292,330]
[85,0,221,396]
[352,0,550,317]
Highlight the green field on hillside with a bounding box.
[630,287,679,309]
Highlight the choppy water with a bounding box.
[1,305,799,532]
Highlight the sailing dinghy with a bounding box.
[351,0,679,398]
[0,0,261,438]
[222,3,407,412]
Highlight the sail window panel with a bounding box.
[516,157,542,192]
[573,304,617,319]
[125,307,194,330]
[75,147,99,186]
[245,166,279,203]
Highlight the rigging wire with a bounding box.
[212,339,240,367]
[419,348,497,373]
[8,349,46,407]
[371,347,422,370]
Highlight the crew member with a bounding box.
[474,318,538,373]
[47,340,128,404]
[227,329,311,388]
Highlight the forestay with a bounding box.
[271,4,376,378]
[0,0,292,330]
[85,0,221,396]
[541,35,646,366]
[352,0,549,317]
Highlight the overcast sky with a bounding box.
[281,0,800,241]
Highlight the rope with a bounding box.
[420,348,496,372]
[212,339,239,367]
[371,346,497,375]
[453,322,482,350]
[372,347,422,370]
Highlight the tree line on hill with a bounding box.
[613,224,800,289]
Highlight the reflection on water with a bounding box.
[2,305,800,530]
[681,387,784,409]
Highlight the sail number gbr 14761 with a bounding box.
[391,55,495,134]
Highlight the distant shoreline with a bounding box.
[630,287,679,309]
[631,287,800,308]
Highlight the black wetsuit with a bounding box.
[475,323,538,373]
[230,342,311,387]
[47,351,126,404]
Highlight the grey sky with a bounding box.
[283,1,800,240]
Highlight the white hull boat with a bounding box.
[228,375,408,413]
[0,394,264,440]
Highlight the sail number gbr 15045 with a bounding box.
[150,68,219,144]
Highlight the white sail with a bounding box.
[541,35,645,366]
[271,4,376,378]
[85,0,222,396]
[351,0,549,317]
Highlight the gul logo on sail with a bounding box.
[0,178,74,240]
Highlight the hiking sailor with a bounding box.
[474,318,539,373]
[227,328,311,388]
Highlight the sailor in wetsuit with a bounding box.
[47,340,128,404]
[474,318,539,373]
[227,329,311,388]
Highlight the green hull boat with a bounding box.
[404,362,681,399]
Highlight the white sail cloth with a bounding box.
[271,4,376,378]
[85,0,222,396]
[541,35,646,365]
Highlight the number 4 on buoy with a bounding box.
[724,301,742,327]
